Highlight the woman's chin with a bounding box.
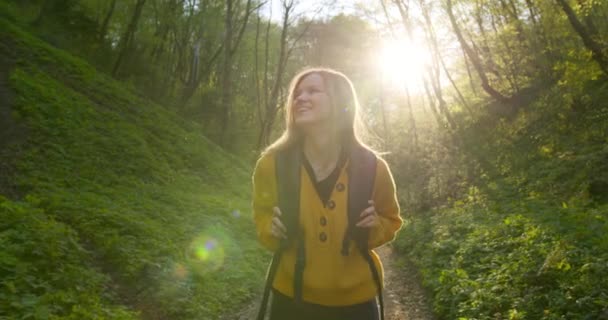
[294,116,317,127]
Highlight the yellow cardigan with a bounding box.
[252,151,403,306]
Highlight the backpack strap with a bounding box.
[342,144,377,256]
[275,146,306,304]
[257,145,302,320]
[343,144,385,320]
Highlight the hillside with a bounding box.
[0,17,265,319]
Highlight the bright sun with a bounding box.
[378,38,430,92]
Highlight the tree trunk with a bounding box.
[219,0,234,147]
[98,0,117,43]
[257,0,293,150]
[440,53,474,117]
[418,0,456,130]
[462,46,477,95]
[446,0,510,103]
[180,44,223,106]
[500,0,527,48]
[555,0,608,75]
[254,12,263,128]
[575,0,600,36]
[474,0,493,59]
[112,0,147,77]
[422,78,444,129]
[220,0,253,147]
[33,0,53,26]
[404,87,418,150]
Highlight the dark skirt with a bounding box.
[269,289,379,320]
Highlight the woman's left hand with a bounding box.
[356,200,379,228]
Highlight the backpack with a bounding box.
[256,142,385,320]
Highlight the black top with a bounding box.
[302,149,348,205]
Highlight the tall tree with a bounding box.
[220,0,254,147]
[98,0,117,43]
[112,0,147,77]
[555,0,608,75]
[446,0,510,104]
[257,0,296,149]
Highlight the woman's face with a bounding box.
[292,73,332,128]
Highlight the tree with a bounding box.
[112,0,147,77]
[219,0,254,147]
[555,0,608,75]
[97,0,117,44]
[257,0,297,149]
[445,0,511,104]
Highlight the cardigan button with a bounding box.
[336,183,345,192]
[319,232,327,242]
[327,200,335,209]
[320,216,327,226]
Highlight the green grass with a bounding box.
[0,17,266,319]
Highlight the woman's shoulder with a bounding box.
[371,152,393,179]
[253,151,277,178]
[353,144,390,171]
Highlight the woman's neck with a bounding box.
[302,130,341,170]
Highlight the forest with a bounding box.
[0,0,607,319]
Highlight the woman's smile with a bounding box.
[292,73,331,126]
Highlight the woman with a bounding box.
[252,67,402,320]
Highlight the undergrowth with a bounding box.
[0,17,266,319]
[395,79,608,319]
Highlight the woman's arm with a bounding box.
[369,157,403,249]
[252,155,280,252]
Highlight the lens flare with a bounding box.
[186,234,225,275]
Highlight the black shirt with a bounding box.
[302,149,348,205]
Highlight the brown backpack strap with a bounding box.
[257,145,302,319]
[342,144,377,256]
[343,144,385,320]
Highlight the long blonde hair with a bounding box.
[262,67,372,155]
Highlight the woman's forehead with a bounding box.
[297,73,325,88]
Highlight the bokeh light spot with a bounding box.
[186,234,225,275]
[231,209,241,218]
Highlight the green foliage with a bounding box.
[0,17,267,319]
[0,196,137,319]
[398,198,608,319]
[395,79,608,319]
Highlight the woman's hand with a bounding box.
[270,206,287,239]
[356,200,380,228]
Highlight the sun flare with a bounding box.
[378,38,430,92]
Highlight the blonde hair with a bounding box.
[262,67,373,155]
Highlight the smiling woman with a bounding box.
[377,37,431,92]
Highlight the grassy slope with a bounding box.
[395,79,608,319]
[0,17,266,320]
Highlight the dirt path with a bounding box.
[377,245,436,320]
[224,245,435,320]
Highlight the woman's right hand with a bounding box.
[270,207,287,239]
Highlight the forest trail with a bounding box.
[378,245,436,320]
[223,245,435,320]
